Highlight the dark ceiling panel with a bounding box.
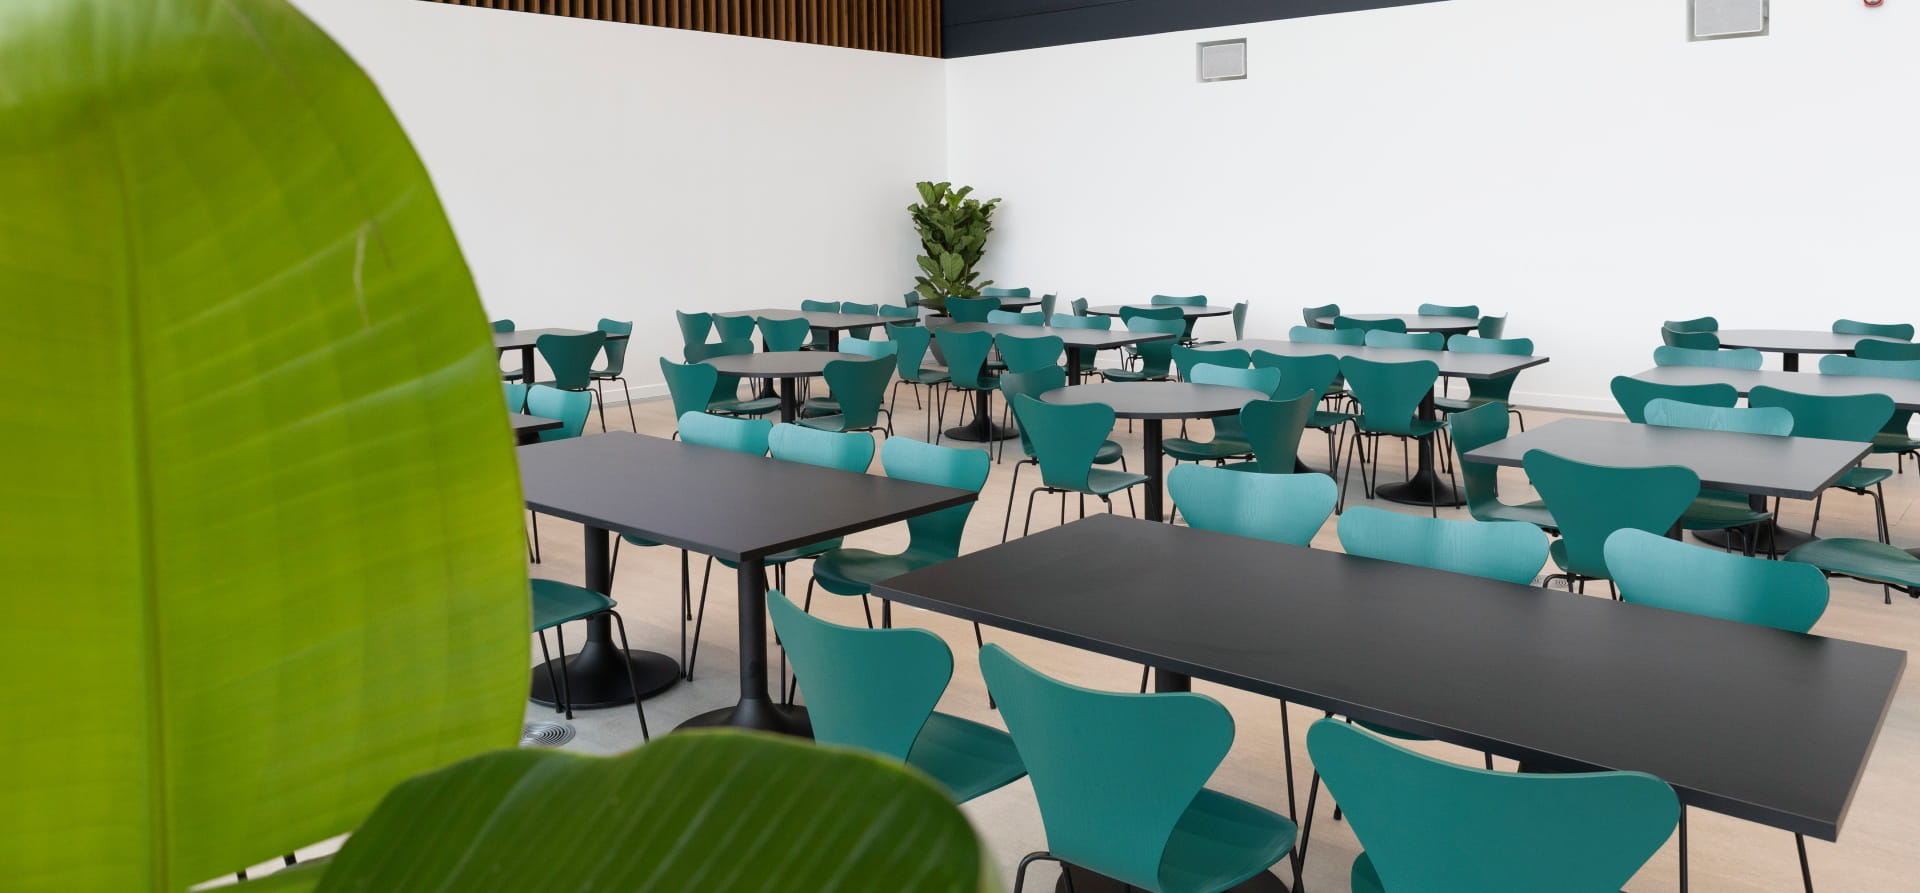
[944,0,1444,58]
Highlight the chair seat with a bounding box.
[530,579,614,631]
[1353,719,1429,742]
[1083,468,1149,497]
[1307,409,1355,430]
[1155,787,1298,893]
[723,538,842,569]
[1680,492,1772,531]
[1434,395,1505,414]
[1475,499,1558,532]
[590,368,621,379]
[796,414,864,433]
[1840,466,1892,490]
[621,533,663,548]
[1162,435,1253,462]
[712,397,781,416]
[905,712,1028,803]
[911,367,951,385]
[1100,368,1165,382]
[1870,432,1920,453]
[1786,538,1920,589]
[1094,440,1125,465]
[812,547,947,597]
[1357,418,1445,438]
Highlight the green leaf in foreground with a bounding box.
[313,731,991,892]
[0,0,530,888]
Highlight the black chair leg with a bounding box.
[529,512,542,564]
[1797,833,1815,893]
[553,623,574,721]
[1679,807,1689,893]
[686,557,714,680]
[606,611,650,741]
[536,629,562,716]
[1013,852,1073,893]
[1002,461,1025,542]
[618,378,636,430]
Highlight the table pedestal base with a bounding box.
[947,390,1018,442]
[1055,866,1288,893]
[530,645,680,710]
[1691,524,1816,557]
[677,700,812,738]
[1375,471,1463,509]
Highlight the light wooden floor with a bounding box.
[514,385,1920,892]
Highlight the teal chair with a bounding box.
[1364,330,1443,351]
[1161,366,1282,467]
[1833,319,1913,340]
[988,309,1045,326]
[1253,350,1354,476]
[588,318,635,430]
[801,337,895,417]
[1306,718,1677,893]
[1210,301,1248,343]
[902,290,921,308]
[800,300,842,350]
[494,318,522,380]
[1749,385,1897,544]
[767,591,1024,801]
[757,315,811,352]
[712,313,756,342]
[1335,315,1405,334]
[504,381,528,413]
[982,286,1031,299]
[1418,302,1479,319]
[1643,398,1791,553]
[677,343,781,419]
[1787,536,1920,605]
[675,310,712,347]
[1337,357,1452,516]
[1171,346,1250,382]
[1605,527,1828,892]
[1653,345,1761,369]
[657,358,723,434]
[999,368,1131,533]
[1009,394,1148,536]
[1103,313,1184,382]
[1609,375,1738,423]
[1288,325,1365,346]
[1437,335,1535,432]
[980,644,1300,893]
[1302,302,1340,328]
[1040,293,1059,320]
[1071,297,1091,316]
[809,437,991,633]
[1665,316,1719,332]
[933,327,999,445]
[1224,391,1318,474]
[1820,354,1920,474]
[529,578,649,739]
[1151,293,1208,306]
[1476,313,1508,339]
[885,325,949,439]
[1521,450,1699,595]
[1448,403,1555,531]
[878,304,917,321]
[1854,339,1920,361]
[535,330,606,392]
[1338,506,1549,585]
[996,333,1065,374]
[1051,313,1112,378]
[1169,464,1335,546]
[522,385,594,562]
[839,302,881,340]
[798,357,895,438]
[1113,305,1185,373]
[1660,327,1721,350]
[946,296,999,323]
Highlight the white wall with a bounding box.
[947,1,1920,411]
[296,0,946,398]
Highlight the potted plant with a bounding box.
[909,181,1000,317]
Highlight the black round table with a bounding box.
[1084,303,1233,319]
[1310,312,1479,334]
[1714,329,1898,372]
[1043,382,1261,522]
[703,351,855,422]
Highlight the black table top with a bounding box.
[1715,329,1898,355]
[872,514,1905,840]
[1042,381,1262,420]
[1220,339,1548,380]
[1084,303,1232,319]
[1309,313,1480,333]
[701,350,859,378]
[1462,418,1870,500]
[937,321,1174,351]
[510,413,562,434]
[1632,366,1920,412]
[493,327,631,351]
[734,308,912,331]
[518,433,975,562]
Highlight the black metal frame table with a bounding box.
[1307,312,1480,334]
[940,321,1177,386]
[510,413,562,445]
[1714,329,1898,372]
[519,433,975,733]
[1083,303,1233,320]
[874,514,1904,851]
[1042,382,1261,522]
[493,327,630,385]
[731,307,913,352]
[1463,418,1871,554]
[1221,340,1549,505]
[702,350,856,423]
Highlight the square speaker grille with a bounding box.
[1692,0,1768,40]
[1198,39,1247,83]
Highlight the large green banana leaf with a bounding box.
[0,0,530,888]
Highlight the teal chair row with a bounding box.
[1823,352,1920,473]
[1833,318,1913,340]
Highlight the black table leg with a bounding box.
[529,525,680,709]
[757,333,778,398]
[520,346,536,386]
[1692,493,1816,555]
[1065,347,1084,386]
[1783,352,1800,372]
[1142,419,1165,522]
[944,388,1017,442]
[778,376,797,424]
[1376,392,1463,508]
[677,555,812,736]
[825,329,839,351]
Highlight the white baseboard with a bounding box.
[596,383,669,406]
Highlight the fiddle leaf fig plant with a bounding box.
[909,181,1000,314]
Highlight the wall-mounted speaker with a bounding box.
[1197,39,1247,83]
[1691,0,1768,41]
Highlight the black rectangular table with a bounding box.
[1632,365,1920,412]
[519,433,975,734]
[1714,329,1898,372]
[939,321,1177,385]
[873,514,1905,841]
[510,413,562,445]
[493,327,630,385]
[731,308,909,351]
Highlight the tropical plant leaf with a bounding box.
[310,731,993,892]
[0,0,530,888]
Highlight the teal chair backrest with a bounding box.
[1050,313,1110,330]
[675,311,712,346]
[770,423,875,473]
[1660,327,1721,350]
[1172,346,1250,381]
[1071,297,1090,316]
[819,358,895,428]
[683,338,756,406]
[767,591,950,762]
[1853,339,1920,361]
[840,302,879,316]
[946,297,999,322]
[1289,325,1366,346]
[1608,376,1738,424]
[987,309,1045,326]
[1366,330,1444,351]
[1151,294,1207,306]
[1664,316,1719,333]
[1337,506,1548,584]
[757,316,811,352]
[1253,351,1343,404]
[1653,346,1760,369]
[981,287,1031,298]
[995,333,1065,373]
[1447,335,1534,400]
[1418,302,1479,318]
[1447,402,1516,518]
[1522,450,1698,579]
[1040,294,1059,320]
[902,290,921,307]
[1833,319,1914,340]
[596,319,632,376]
[1120,315,1185,377]
[1000,368,1069,459]
[1189,363,1281,398]
[526,385,591,441]
[712,313,756,341]
[1307,719,1678,893]
[1476,314,1508,339]
[1819,355,1920,380]
[1238,390,1318,472]
[800,299,842,313]
[839,337,898,361]
[1168,464,1334,545]
[879,304,918,320]
[883,437,990,560]
[889,324,934,374]
[1605,529,1828,633]
[490,319,515,333]
[1302,303,1341,328]
[677,411,771,455]
[536,331,606,390]
[1643,399,1792,435]
[979,644,1236,891]
[1340,357,1439,436]
[1013,394,1113,492]
[1748,386,1895,442]
[934,328,997,390]
[1119,305,1184,323]
[1230,301,1249,340]
[1335,315,1406,333]
[504,381,528,413]
[659,357,720,419]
